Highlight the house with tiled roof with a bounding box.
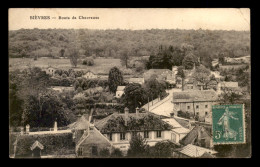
[94,107,176,154]
[216,81,241,95]
[68,114,113,157]
[176,144,217,158]
[115,86,126,98]
[44,66,58,76]
[143,69,174,82]
[162,118,190,144]
[179,125,213,149]
[172,90,219,123]
[82,70,98,79]
[13,129,75,158]
[128,77,145,85]
[12,114,112,158]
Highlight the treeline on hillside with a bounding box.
[9,28,250,59]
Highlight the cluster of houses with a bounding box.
[11,106,217,158]
[211,55,250,70]
[11,55,249,158]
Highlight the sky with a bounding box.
[8,8,250,31]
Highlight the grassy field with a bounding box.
[9,57,126,74]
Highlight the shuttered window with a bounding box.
[109,133,112,141]
[144,131,149,138]
[156,131,162,138]
[120,132,126,140]
[78,147,83,156]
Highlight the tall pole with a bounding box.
[152,94,153,106]
[148,96,149,112]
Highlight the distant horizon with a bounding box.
[9,8,250,31]
[9,28,250,32]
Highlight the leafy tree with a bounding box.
[127,134,149,158]
[193,65,216,90]
[82,58,94,66]
[177,66,185,91]
[218,89,242,105]
[218,53,225,64]
[22,91,70,127]
[149,141,179,158]
[120,49,131,68]
[59,49,65,57]
[108,67,124,93]
[9,78,24,127]
[182,53,197,69]
[67,47,80,68]
[121,83,145,112]
[143,77,166,101]
[170,46,185,66]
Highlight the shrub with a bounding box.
[82,58,94,66]
[83,59,88,65]
[99,148,110,157]
[110,148,123,157]
[87,58,94,66]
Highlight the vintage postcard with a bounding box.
[212,104,246,145]
[9,8,251,158]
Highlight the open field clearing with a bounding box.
[9,57,124,74]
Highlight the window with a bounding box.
[201,139,206,147]
[156,131,162,138]
[205,112,208,116]
[205,105,208,108]
[92,146,98,156]
[191,86,193,89]
[132,131,137,137]
[144,131,149,138]
[187,106,190,110]
[78,147,83,156]
[196,105,199,109]
[120,133,126,140]
[109,133,112,141]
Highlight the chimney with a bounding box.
[26,124,30,134]
[124,107,129,126]
[89,123,94,131]
[20,127,24,135]
[77,113,82,121]
[170,113,174,118]
[54,121,58,132]
[136,107,139,117]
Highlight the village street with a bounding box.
[142,88,182,117]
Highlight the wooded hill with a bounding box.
[9,28,250,59]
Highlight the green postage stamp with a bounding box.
[212,104,245,144]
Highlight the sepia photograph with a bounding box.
[8,8,251,158]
